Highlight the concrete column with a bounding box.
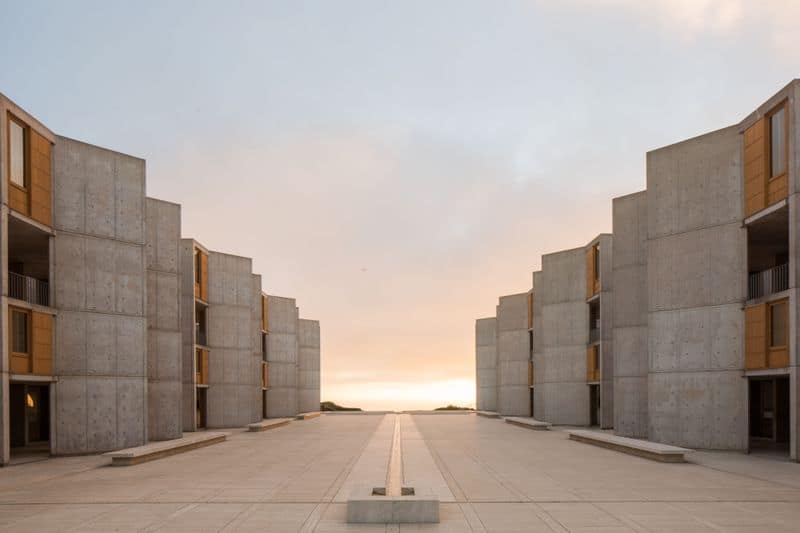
[531,271,544,420]
[52,136,148,454]
[179,239,199,432]
[539,248,589,425]
[265,295,298,418]
[612,191,649,438]
[206,252,259,428]
[475,317,497,412]
[497,293,530,416]
[145,198,182,441]
[297,318,320,414]
[646,125,747,450]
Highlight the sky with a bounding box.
[1,1,797,410]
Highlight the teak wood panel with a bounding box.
[586,345,600,382]
[528,361,534,386]
[767,299,789,368]
[200,251,209,301]
[29,130,52,226]
[745,303,768,369]
[196,348,209,385]
[261,295,269,332]
[586,246,595,299]
[7,114,29,216]
[32,311,53,375]
[744,118,767,217]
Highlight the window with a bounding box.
[769,301,787,348]
[9,117,26,188]
[769,106,786,179]
[593,346,600,371]
[194,249,201,284]
[11,309,29,354]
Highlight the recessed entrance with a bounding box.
[529,387,534,418]
[10,383,50,461]
[589,384,600,427]
[196,387,207,429]
[749,376,790,455]
[262,391,268,419]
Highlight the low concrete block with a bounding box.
[476,411,501,419]
[296,411,321,420]
[346,486,439,524]
[567,429,691,463]
[103,432,227,466]
[504,417,551,430]
[248,418,291,432]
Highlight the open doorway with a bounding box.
[749,376,790,456]
[529,387,534,418]
[196,387,207,429]
[589,384,600,427]
[10,383,50,462]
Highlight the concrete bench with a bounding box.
[505,417,551,430]
[475,411,501,419]
[248,418,291,432]
[103,432,227,466]
[567,430,691,463]
[296,411,321,420]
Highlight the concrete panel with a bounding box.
[646,125,746,450]
[646,125,742,240]
[146,199,182,441]
[612,191,648,438]
[298,319,321,414]
[266,295,299,418]
[539,248,589,425]
[475,315,497,412]
[52,136,148,454]
[496,293,529,416]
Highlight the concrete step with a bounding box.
[248,418,291,432]
[103,432,227,466]
[567,429,692,463]
[296,411,321,420]
[505,417,551,430]
[475,411,501,418]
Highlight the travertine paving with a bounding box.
[1,414,799,531]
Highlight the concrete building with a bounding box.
[0,93,321,465]
[496,293,530,416]
[477,79,800,461]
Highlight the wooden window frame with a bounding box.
[10,307,31,358]
[768,299,788,349]
[7,113,29,192]
[766,101,789,182]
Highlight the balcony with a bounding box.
[9,272,49,307]
[748,264,788,301]
[589,325,600,344]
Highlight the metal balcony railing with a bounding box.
[9,272,49,306]
[748,263,789,300]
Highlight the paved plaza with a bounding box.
[0,414,799,532]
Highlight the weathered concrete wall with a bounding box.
[145,198,182,440]
[647,125,747,450]
[497,293,529,416]
[297,318,320,413]
[612,191,649,438]
[475,317,497,412]
[538,248,589,425]
[265,295,298,418]
[179,239,198,431]
[52,136,147,454]
[206,252,260,427]
[596,234,614,429]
